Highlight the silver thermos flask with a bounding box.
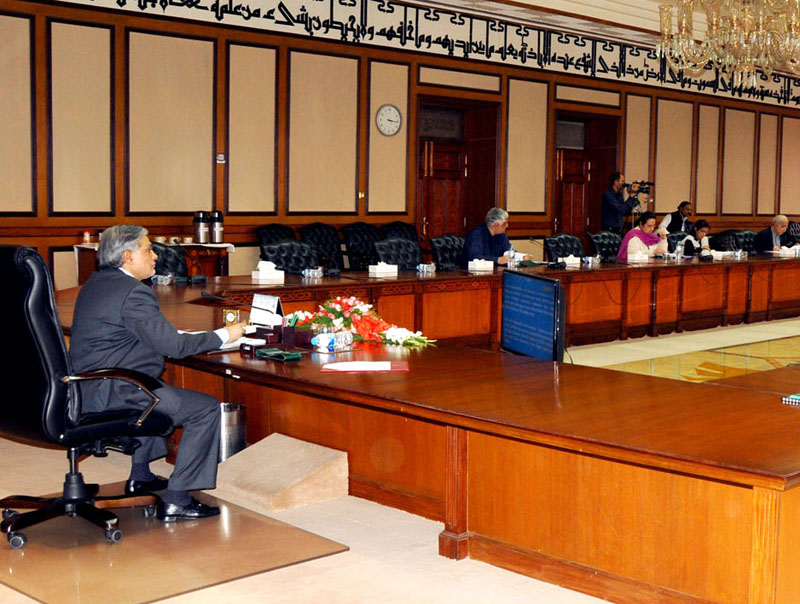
[193,211,210,244]
[210,210,224,243]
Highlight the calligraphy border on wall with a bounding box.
[47,0,800,109]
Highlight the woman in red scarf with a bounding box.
[617,211,668,262]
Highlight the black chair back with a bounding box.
[341,222,380,271]
[709,229,740,251]
[151,242,188,279]
[0,245,75,444]
[299,222,344,270]
[260,241,320,274]
[543,233,584,262]
[430,234,465,270]
[255,224,296,247]
[736,230,757,254]
[588,231,622,262]
[379,221,419,242]
[667,232,686,253]
[374,238,422,270]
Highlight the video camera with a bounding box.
[623,180,655,195]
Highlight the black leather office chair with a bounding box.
[0,245,173,549]
[374,238,422,270]
[299,222,344,270]
[260,240,320,274]
[379,221,419,243]
[151,241,189,281]
[709,229,740,251]
[588,231,622,262]
[341,222,380,271]
[735,230,757,254]
[255,224,296,247]
[543,233,584,262]
[667,232,686,253]
[430,234,465,270]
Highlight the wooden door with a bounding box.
[556,149,591,251]
[418,140,465,241]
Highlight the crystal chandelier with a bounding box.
[657,0,800,87]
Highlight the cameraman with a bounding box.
[601,172,639,234]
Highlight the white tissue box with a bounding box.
[711,250,732,261]
[559,254,581,266]
[627,253,650,263]
[369,262,398,276]
[779,246,799,257]
[468,259,494,272]
[251,269,284,283]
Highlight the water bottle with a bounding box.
[507,245,516,268]
[675,240,684,259]
[334,330,353,350]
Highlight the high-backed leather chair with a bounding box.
[374,238,422,270]
[588,231,622,262]
[341,222,380,271]
[255,224,296,247]
[709,229,740,251]
[543,233,584,262]
[299,222,344,270]
[151,241,189,281]
[735,230,757,254]
[430,234,465,270]
[667,232,686,253]
[379,221,419,243]
[260,240,320,274]
[0,245,173,549]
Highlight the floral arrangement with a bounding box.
[286,296,434,347]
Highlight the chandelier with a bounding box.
[657,0,800,87]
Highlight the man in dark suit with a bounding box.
[754,215,796,253]
[70,224,245,522]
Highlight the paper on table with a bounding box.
[321,361,399,372]
[218,337,266,351]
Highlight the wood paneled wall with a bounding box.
[3,0,800,289]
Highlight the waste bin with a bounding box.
[219,402,246,461]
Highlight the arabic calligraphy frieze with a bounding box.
[52,0,800,107]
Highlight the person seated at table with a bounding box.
[754,215,797,253]
[461,207,530,266]
[616,211,668,262]
[659,201,693,234]
[679,219,711,256]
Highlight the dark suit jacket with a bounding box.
[460,223,510,266]
[70,268,222,412]
[753,227,796,254]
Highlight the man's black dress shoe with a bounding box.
[125,476,169,495]
[157,498,220,522]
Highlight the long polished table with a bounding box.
[56,282,800,604]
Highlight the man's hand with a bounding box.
[657,228,668,240]
[774,245,781,251]
[497,256,509,265]
[224,322,247,342]
[630,182,640,193]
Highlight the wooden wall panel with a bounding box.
[227,43,276,214]
[52,249,78,291]
[722,109,756,214]
[506,79,547,213]
[696,105,719,215]
[556,85,619,107]
[418,66,499,92]
[227,244,259,276]
[624,95,650,184]
[50,22,111,214]
[780,117,800,216]
[128,32,214,213]
[758,114,778,216]
[654,99,692,214]
[288,51,358,213]
[368,61,408,213]
[0,15,33,214]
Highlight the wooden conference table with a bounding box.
[56,280,800,604]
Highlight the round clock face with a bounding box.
[223,309,239,325]
[375,104,402,136]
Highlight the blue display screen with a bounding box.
[501,270,565,362]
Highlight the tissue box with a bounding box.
[559,255,581,266]
[468,259,494,272]
[251,268,284,282]
[627,253,650,263]
[369,262,398,276]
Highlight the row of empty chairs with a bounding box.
[255,221,466,273]
[543,229,761,263]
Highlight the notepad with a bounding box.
[320,361,408,373]
[782,393,800,406]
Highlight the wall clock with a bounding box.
[375,104,402,136]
